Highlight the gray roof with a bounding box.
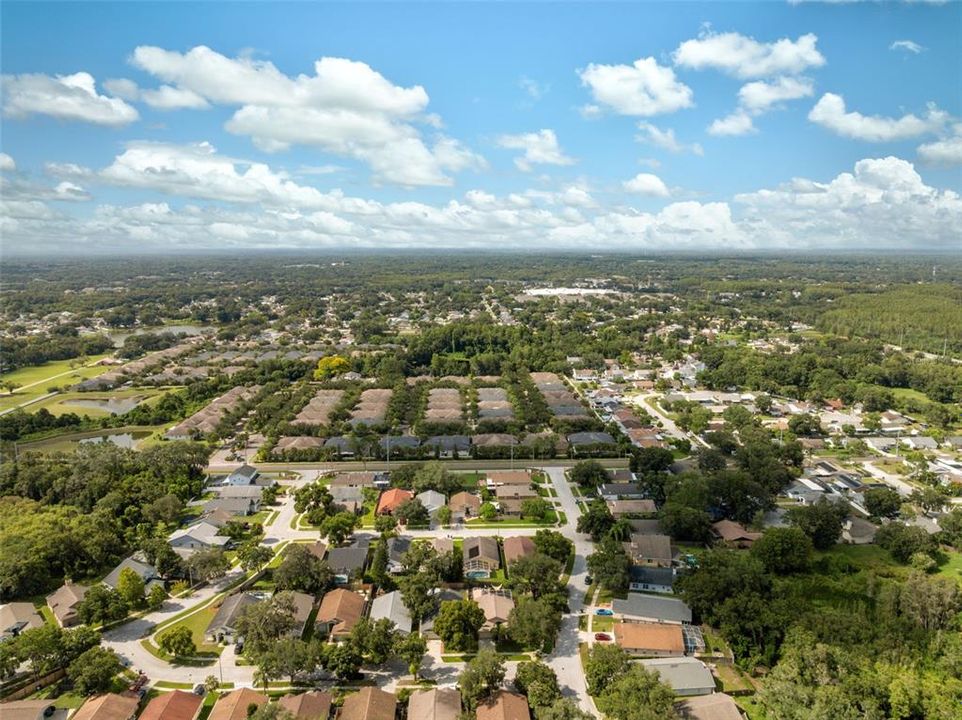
[568,431,616,445]
[423,435,471,451]
[629,566,674,587]
[368,591,413,633]
[103,556,159,589]
[639,657,715,694]
[207,592,260,634]
[387,536,412,563]
[327,546,368,574]
[612,593,692,623]
[416,490,447,513]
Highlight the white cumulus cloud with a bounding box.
[809,93,948,141]
[0,153,15,172]
[578,58,693,116]
[708,111,756,137]
[635,123,704,155]
[623,173,670,197]
[2,71,138,126]
[917,125,962,166]
[673,31,825,79]
[496,129,575,171]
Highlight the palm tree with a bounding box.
[608,518,633,541]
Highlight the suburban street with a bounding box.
[102,463,598,715]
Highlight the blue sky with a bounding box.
[1,1,960,253]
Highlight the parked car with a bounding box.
[193,685,206,696]
[594,633,611,641]
[584,576,593,585]
[595,608,613,616]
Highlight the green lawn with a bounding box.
[160,604,222,654]
[0,355,112,411]
[935,550,962,584]
[592,615,614,631]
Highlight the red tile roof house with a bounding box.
[140,691,203,720]
[475,691,531,720]
[376,488,414,516]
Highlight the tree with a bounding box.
[788,413,824,437]
[259,637,315,685]
[68,646,122,695]
[320,511,359,545]
[509,597,562,651]
[897,571,962,631]
[204,675,220,693]
[394,498,430,526]
[537,699,594,720]
[432,599,485,653]
[910,485,949,513]
[586,536,630,592]
[570,460,608,488]
[314,355,351,380]
[293,482,335,524]
[116,567,146,607]
[533,529,573,565]
[876,522,936,563]
[145,494,185,525]
[584,643,631,696]
[374,514,398,533]
[595,665,679,720]
[147,583,167,610]
[321,642,362,680]
[863,487,903,519]
[479,502,497,521]
[632,446,675,476]
[351,617,397,664]
[158,626,196,657]
[394,631,427,679]
[515,660,561,708]
[273,543,333,594]
[660,501,712,542]
[750,527,813,574]
[187,548,230,582]
[398,571,438,622]
[412,462,460,495]
[436,505,452,527]
[459,649,506,710]
[786,498,847,550]
[577,501,614,541]
[237,541,273,571]
[77,585,129,625]
[508,553,564,599]
[521,497,552,521]
[235,593,296,659]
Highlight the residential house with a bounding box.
[471,434,519,453]
[338,687,396,720]
[471,588,514,637]
[205,592,260,643]
[0,602,44,641]
[628,518,666,535]
[381,435,420,457]
[599,483,646,501]
[567,431,617,454]
[103,556,163,593]
[607,499,657,517]
[0,701,55,720]
[306,541,327,561]
[612,593,692,625]
[640,657,715,697]
[475,691,530,720]
[415,490,447,517]
[406,688,460,720]
[486,471,531,488]
[212,486,263,501]
[626,534,673,567]
[614,621,685,657]
[376,488,414,516]
[420,589,463,639]
[463,537,501,579]
[369,590,413,634]
[278,692,332,720]
[316,589,365,641]
[139,691,203,720]
[423,435,470,459]
[284,591,316,638]
[328,472,382,490]
[202,497,260,517]
[502,536,536,566]
[327,546,368,584]
[711,520,762,549]
[200,508,235,528]
[495,484,539,516]
[208,689,268,720]
[169,521,231,556]
[225,464,260,486]
[448,491,481,521]
[386,537,411,574]
[46,582,89,627]
[676,694,745,720]
[72,695,140,720]
[431,537,454,556]
[330,486,364,514]
[843,517,878,545]
[629,566,675,594]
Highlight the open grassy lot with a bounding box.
[0,355,112,411]
[935,549,962,584]
[160,604,221,655]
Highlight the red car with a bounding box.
[594,633,611,642]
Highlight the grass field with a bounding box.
[0,355,112,411]
[161,604,222,655]
[935,550,962,584]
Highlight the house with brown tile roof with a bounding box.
[471,588,515,635]
[625,534,673,567]
[0,602,44,640]
[376,488,414,515]
[676,694,745,720]
[475,691,530,720]
[502,536,536,566]
[614,621,685,657]
[337,687,396,720]
[306,541,328,560]
[486,471,531,487]
[46,582,89,627]
[711,520,762,549]
[406,688,460,720]
[139,690,203,720]
[71,694,140,720]
[208,689,268,720]
[278,691,333,720]
[316,588,365,641]
[463,536,501,578]
[448,491,480,520]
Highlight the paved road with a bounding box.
[105,464,600,714]
[630,392,709,448]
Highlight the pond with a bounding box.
[79,431,152,449]
[67,395,148,414]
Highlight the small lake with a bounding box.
[79,431,152,449]
[67,396,147,414]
